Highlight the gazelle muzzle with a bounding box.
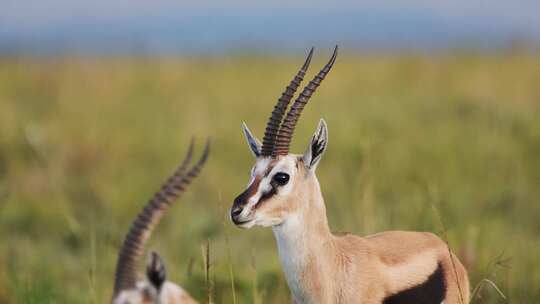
[231,177,262,225]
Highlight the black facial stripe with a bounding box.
[382,262,447,304]
[233,188,250,208]
[233,177,262,209]
[254,186,277,209]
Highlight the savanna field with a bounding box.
[0,51,539,303]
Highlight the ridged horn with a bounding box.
[260,48,314,156]
[112,139,210,297]
[273,46,338,156]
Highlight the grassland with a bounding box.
[0,51,539,303]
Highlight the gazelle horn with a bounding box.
[273,46,338,156]
[260,48,314,156]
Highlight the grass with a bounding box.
[0,50,539,303]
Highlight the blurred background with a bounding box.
[1,0,539,303]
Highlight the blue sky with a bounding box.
[1,0,539,54]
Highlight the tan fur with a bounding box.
[235,155,470,304]
[163,282,198,304]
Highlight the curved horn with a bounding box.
[113,139,210,297]
[260,48,314,156]
[273,46,338,156]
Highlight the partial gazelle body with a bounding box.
[112,140,209,304]
[231,47,470,304]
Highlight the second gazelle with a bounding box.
[230,47,470,304]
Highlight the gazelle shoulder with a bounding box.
[330,232,370,254]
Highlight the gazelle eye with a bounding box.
[273,172,290,186]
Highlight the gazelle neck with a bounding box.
[272,175,335,303]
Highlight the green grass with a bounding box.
[0,51,539,303]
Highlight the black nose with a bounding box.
[232,190,249,224]
[230,206,243,224]
[231,206,243,217]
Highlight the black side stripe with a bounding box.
[383,262,447,304]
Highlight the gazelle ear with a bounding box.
[303,119,328,171]
[146,251,166,290]
[242,122,262,158]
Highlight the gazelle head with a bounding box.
[113,140,209,304]
[230,47,337,229]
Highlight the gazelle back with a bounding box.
[230,47,470,304]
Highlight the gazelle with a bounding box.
[230,47,470,304]
[112,140,209,304]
